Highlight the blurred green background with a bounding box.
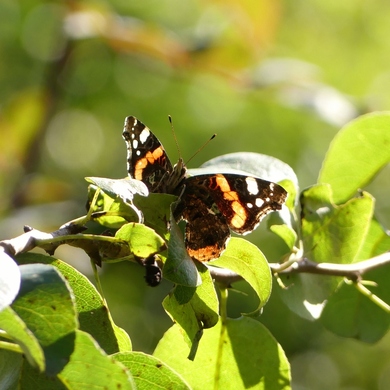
[1,1,390,388]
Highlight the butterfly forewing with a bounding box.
[123,116,185,193]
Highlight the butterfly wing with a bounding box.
[122,116,173,193]
[177,173,287,261]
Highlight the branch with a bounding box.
[209,252,390,284]
[0,224,86,257]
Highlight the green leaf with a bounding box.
[11,263,77,375]
[154,317,291,390]
[87,185,141,229]
[0,306,44,371]
[164,217,201,287]
[277,273,336,321]
[355,218,390,260]
[319,112,390,203]
[86,176,149,199]
[112,351,191,390]
[212,238,272,313]
[163,263,219,352]
[270,224,297,251]
[0,349,23,390]
[321,271,390,343]
[0,251,21,311]
[134,193,177,240]
[301,184,374,264]
[115,222,166,259]
[20,330,136,389]
[17,253,132,354]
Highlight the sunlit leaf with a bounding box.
[319,112,390,203]
[212,238,272,313]
[0,251,20,312]
[115,223,166,259]
[163,262,218,353]
[113,351,191,390]
[301,184,374,264]
[154,318,291,390]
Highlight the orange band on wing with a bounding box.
[134,147,164,180]
[215,174,247,229]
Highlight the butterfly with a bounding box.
[122,116,287,262]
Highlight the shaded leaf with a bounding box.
[20,330,136,389]
[16,253,131,354]
[0,349,23,390]
[164,217,201,287]
[277,273,336,321]
[134,193,177,240]
[0,306,44,371]
[321,272,390,343]
[12,264,77,375]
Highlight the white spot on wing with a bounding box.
[139,128,150,144]
[255,198,264,207]
[245,177,259,195]
[132,139,138,149]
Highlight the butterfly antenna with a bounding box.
[186,133,217,166]
[168,115,216,164]
[168,115,182,160]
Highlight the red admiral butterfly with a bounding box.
[122,116,287,262]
